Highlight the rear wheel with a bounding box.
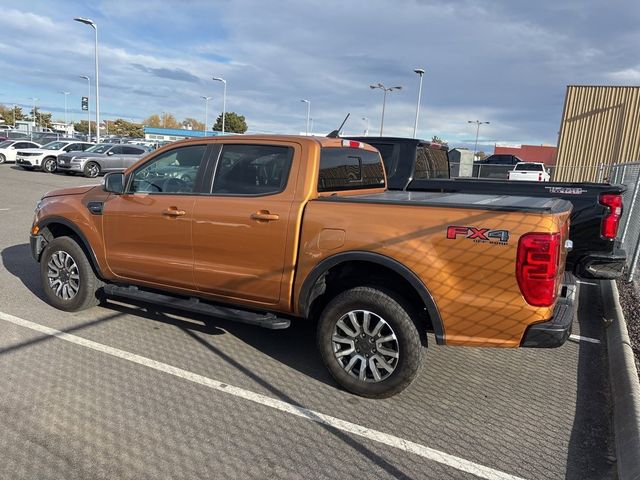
[0,153,5,164]
[317,286,422,398]
[84,161,100,178]
[40,236,103,312]
[42,157,57,173]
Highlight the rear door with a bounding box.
[103,146,124,171]
[192,141,300,304]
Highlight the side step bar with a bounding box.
[103,284,291,330]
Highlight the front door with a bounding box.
[103,144,209,290]
[192,142,299,305]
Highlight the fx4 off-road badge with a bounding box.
[446,226,510,245]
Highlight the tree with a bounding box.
[73,120,97,134]
[431,135,448,145]
[104,118,144,138]
[475,151,487,160]
[143,114,162,128]
[30,108,53,129]
[0,105,25,125]
[143,112,181,129]
[213,112,247,134]
[181,117,205,131]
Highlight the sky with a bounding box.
[0,0,638,149]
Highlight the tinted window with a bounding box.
[318,147,385,192]
[109,146,124,154]
[517,163,543,171]
[15,142,35,149]
[212,145,293,196]
[43,141,68,150]
[0,141,12,148]
[86,144,112,154]
[130,145,206,194]
[122,146,143,155]
[414,145,449,179]
[363,142,397,178]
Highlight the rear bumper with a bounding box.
[520,274,579,348]
[575,247,626,279]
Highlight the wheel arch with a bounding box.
[298,251,445,345]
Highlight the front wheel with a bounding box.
[0,153,6,164]
[42,157,57,173]
[40,236,103,312]
[84,161,100,178]
[317,286,422,398]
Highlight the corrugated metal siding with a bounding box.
[554,86,640,182]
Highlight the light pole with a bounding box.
[300,99,310,135]
[30,97,38,131]
[413,68,425,138]
[74,17,100,143]
[79,75,91,139]
[362,117,369,136]
[212,77,227,134]
[468,120,490,159]
[201,95,213,133]
[369,83,402,136]
[161,111,166,128]
[60,91,70,133]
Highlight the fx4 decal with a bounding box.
[446,225,510,244]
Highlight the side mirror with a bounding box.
[107,150,114,156]
[103,172,125,194]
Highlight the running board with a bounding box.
[103,284,291,329]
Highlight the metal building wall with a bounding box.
[554,86,640,182]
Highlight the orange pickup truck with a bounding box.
[30,135,576,397]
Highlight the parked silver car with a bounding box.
[56,143,149,178]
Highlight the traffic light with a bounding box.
[81,97,88,111]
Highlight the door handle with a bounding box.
[251,211,279,222]
[162,208,186,217]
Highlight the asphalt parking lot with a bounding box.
[0,165,617,479]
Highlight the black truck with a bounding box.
[346,136,626,280]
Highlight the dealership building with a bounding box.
[143,127,226,142]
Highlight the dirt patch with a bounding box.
[616,280,640,379]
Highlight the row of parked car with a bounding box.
[0,138,149,177]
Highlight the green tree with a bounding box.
[143,114,162,128]
[73,120,97,134]
[475,151,487,160]
[0,105,25,125]
[431,135,447,145]
[182,117,205,131]
[30,108,52,129]
[213,112,247,134]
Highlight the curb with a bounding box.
[601,279,640,480]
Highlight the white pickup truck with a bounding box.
[507,162,551,182]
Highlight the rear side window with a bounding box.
[414,145,449,179]
[212,144,293,196]
[517,163,543,171]
[123,146,143,154]
[318,148,385,192]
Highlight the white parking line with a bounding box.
[0,310,524,480]
[569,334,601,344]
[0,208,10,211]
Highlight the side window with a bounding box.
[123,146,143,155]
[15,142,29,149]
[82,144,92,151]
[65,144,80,152]
[109,146,124,155]
[318,148,385,192]
[414,146,449,179]
[129,145,207,194]
[211,144,293,196]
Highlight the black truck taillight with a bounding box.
[516,232,561,307]
[599,193,623,239]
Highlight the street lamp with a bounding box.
[74,17,100,143]
[59,91,70,134]
[413,68,425,138]
[362,117,369,136]
[201,95,213,133]
[300,99,310,135]
[369,83,402,136]
[79,75,91,139]
[212,77,227,134]
[468,120,490,159]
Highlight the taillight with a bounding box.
[342,140,365,149]
[599,193,622,239]
[516,232,561,307]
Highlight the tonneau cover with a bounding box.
[316,191,572,214]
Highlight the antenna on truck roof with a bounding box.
[326,113,350,138]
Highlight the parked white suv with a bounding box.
[0,140,41,164]
[507,162,551,182]
[16,140,94,172]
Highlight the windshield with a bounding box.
[86,144,112,154]
[0,140,13,148]
[42,141,68,150]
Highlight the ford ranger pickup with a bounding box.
[30,135,574,398]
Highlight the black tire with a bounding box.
[0,153,5,164]
[84,161,100,178]
[42,156,57,173]
[317,286,422,398]
[40,236,103,312]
